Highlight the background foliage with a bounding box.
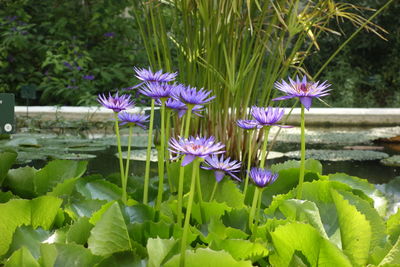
[0,0,398,107]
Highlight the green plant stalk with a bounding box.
[179,158,199,267]
[196,162,205,224]
[209,180,218,202]
[123,125,133,198]
[177,106,193,226]
[155,100,166,212]
[296,105,306,199]
[114,112,126,204]
[165,110,174,192]
[259,127,270,168]
[243,129,254,197]
[252,188,263,239]
[143,99,155,204]
[248,186,260,231]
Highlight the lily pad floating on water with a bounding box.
[115,149,158,162]
[104,135,152,148]
[285,149,389,161]
[48,153,97,161]
[380,155,400,167]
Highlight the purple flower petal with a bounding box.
[299,96,313,110]
[182,154,196,166]
[214,171,225,182]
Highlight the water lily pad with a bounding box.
[103,135,152,148]
[270,126,400,145]
[285,149,389,161]
[259,151,285,160]
[114,149,158,162]
[48,153,97,161]
[380,156,400,167]
[6,138,41,147]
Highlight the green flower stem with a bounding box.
[252,188,263,239]
[177,106,193,226]
[114,112,126,204]
[165,110,174,192]
[297,105,306,199]
[155,99,166,213]
[248,186,260,231]
[143,99,155,204]
[243,130,254,198]
[179,158,199,267]
[196,161,205,224]
[259,127,270,168]
[209,180,218,202]
[123,125,133,198]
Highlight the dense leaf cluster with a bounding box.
[0,151,399,266]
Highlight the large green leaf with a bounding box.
[329,173,387,217]
[66,199,108,220]
[128,221,172,246]
[331,189,372,266]
[88,202,132,256]
[387,208,400,244]
[378,236,400,266]
[0,196,62,257]
[34,160,87,195]
[96,251,146,267]
[66,217,93,245]
[0,151,17,186]
[39,243,102,267]
[5,167,38,198]
[269,222,352,267]
[164,248,253,267]
[6,226,51,260]
[278,199,327,238]
[4,247,40,267]
[75,178,122,201]
[211,239,268,261]
[147,237,179,267]
[191,201,232,224]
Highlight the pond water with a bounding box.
[5,125,400,185]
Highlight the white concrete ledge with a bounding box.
[14,106,400,126]
[285,108,400,126]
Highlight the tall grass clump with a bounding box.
[132,0,389,162]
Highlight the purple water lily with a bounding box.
[201,155,241,182]
[139,82,181,100]
[250,106,290,128]
[236,119,259,130]
[158,98,204,118]
[118,112,149,129]
[175,86,216,105]
[97,92,134,113]
[249,167,278,188]
[273,76,331,110]
[169,136,225,166]
[131,67,177,89]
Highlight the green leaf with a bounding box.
[164,248,253,267]
[270,159,322,173]
[34,160,87,195]
[5,167,37,198]
[96,251,146,267]
[88,202,132,256]
[66,217,93,245]
[278,199,327,238]
[0,151,17,186]
[329,173,387,217]
[123,204,155,223]
[147,237,178,267]
[192,201,231,224]
[387,208,400,244]
[269,222,352,267]
[6,226,51,260]
[4,247,40,267]
[30,196,63,229]
[214,179,245,208]
[66,199,108,220]
[75,178,122,201]
[212,239,268,261]
[128,221,172,246]
[378,236,400,266]
[331,189,372,266]
[0,191,17,203]
[39,243,102,267]
[47,177,79,197]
